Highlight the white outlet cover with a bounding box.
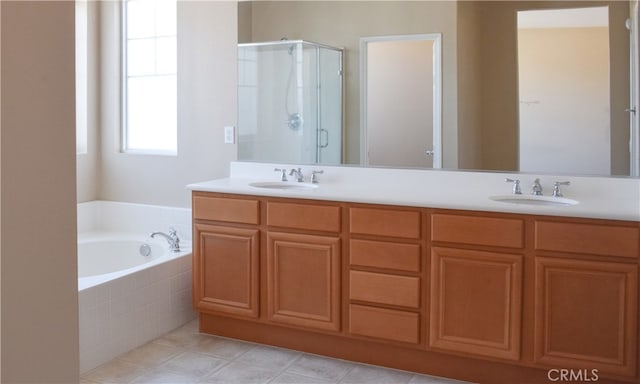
[224,126,235,144]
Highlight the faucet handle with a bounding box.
[505,178,522,195]
[274,168,288,181]
[311,170,324,184]
[552,181,570,197]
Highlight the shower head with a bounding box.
[287,44,295,55]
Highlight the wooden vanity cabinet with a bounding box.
[532,220,639,378]
[192,191,640,384]
[347,206,423,344]
[429,213,525,361]
[265,200,342,332]
[192,193,260,318]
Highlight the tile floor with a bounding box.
[81,320,472,384]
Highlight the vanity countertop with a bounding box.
[187,162,640,222]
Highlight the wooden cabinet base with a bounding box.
[199,314,634,384]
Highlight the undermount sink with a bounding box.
[489,194,578,207]
[249,181,318,190]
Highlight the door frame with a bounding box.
[630,0,639,176]
[359,33,442,168]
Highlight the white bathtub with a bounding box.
[78,201,196,373]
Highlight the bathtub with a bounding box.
[78,201,196,373]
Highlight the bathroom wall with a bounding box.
[77,1,238,208]
[77,0,101,203]
[1,1,79,381]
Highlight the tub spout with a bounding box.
[150,228,180,252]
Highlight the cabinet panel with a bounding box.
[350,270,420,308]
[429,247,523,361]
[535,221,639,259]
[349,207,421,239]
[193,223,259,317]
[266,232,341,332]
[266,201,341,232]
[349,239,420,272]
[349,304,420,344]
[431,214,524,249]
[193,194,259,224]
[534,257,638,377]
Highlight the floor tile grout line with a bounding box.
[265,351,307,384]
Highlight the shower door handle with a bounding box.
[425,149,434,157]
[319,129,329,148]
[625,107,637,114]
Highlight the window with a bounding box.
[123,0,177,154]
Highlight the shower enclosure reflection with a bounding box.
[238,40,344,164]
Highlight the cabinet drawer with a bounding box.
[431,213,524,249]
[535,221,639,259]
[349,304,419,344]
[350,270,420,308]
[193,194,259,224]
[266,201,341,232]
[350,239,420,272]
[350,207,420,239]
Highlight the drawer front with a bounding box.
[535,221,639,259]
[431,213,524,249]
[350,270,420,308]
[193,194,259,224]
[266,201,341,232]
[350,239,421,272]
[349,304,420,344]
[350,207,420,239]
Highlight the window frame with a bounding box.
[120,0,178,156]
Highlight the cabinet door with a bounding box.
[193,223,259,318]
[534,257,638,377]
[429,247,523,361]
[266,232,341,332]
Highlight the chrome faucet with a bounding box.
[289,167,304,182]
[505,178,522,195]
[552,181,570,197]
[531,178,543,196]
[311,170,324,184]
[150,228,180,252]
[274,168,288,181]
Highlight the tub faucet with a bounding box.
[151,228,180,252]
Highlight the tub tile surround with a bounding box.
[78,201,196,373]
[187,161,640,221]
[81,320,470,384]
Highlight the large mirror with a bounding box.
[238,0,639,177]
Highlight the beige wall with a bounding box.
[240,1,459,167]
[1,1,79,382]
[76,0,101,203]
[78,1,238,208]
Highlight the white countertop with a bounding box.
[187,162,640,222]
